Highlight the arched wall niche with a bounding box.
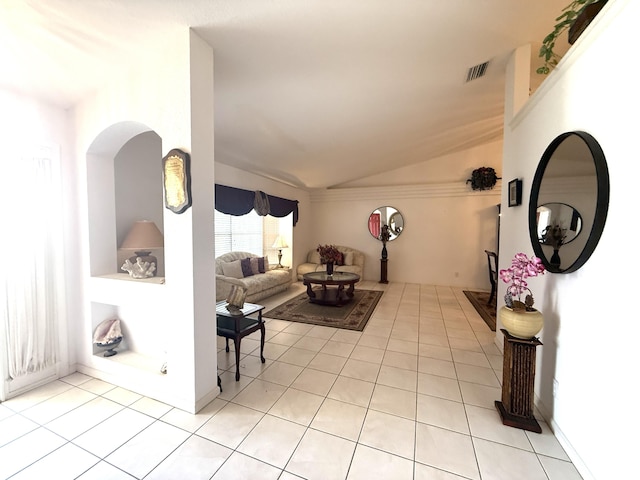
[86,121,164,277]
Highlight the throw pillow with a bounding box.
[240,258,254,277]
[221,259,244,279]
[249,257,261,275]
[343,251,354,266]
[336,251,345,266]
[257,256,267,273]
[263,256,270,272]
[309,250,321,264]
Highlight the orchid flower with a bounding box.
[499,253,545,310]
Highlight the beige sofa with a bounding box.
[296,245,364,281]
[216,251,292,303]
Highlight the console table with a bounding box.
[495,329,542,433]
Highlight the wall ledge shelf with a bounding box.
[79,350,169,402]
[92,350,165,376]
[94,273,165,284]
[88,274,166,306]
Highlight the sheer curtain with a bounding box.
[1,145,64,384]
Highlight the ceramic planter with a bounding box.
[499,306,543,339]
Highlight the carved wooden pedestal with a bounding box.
[379,258,388,284]
[495,329,542,433]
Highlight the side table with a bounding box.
[495,329,542,433]
[216,301,266,381]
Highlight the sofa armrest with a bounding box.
[216,274,245,286]
[216,274,247,301]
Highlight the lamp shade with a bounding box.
[121,221,164,249]
[272,235,288,249]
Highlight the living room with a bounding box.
[1,1,637,478]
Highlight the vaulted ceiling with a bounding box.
[1,0,570,189]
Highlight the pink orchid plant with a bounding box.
[499,253,546,311]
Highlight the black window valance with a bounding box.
[215,184,299,226]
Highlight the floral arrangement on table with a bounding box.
[316,244,342,264]
[540,224,567,250]
[499,253,546,312]
[379,224,391,243]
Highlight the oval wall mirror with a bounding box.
[368,206,404,241]
[528,131,610,273]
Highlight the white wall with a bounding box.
[340,140,504,188]
[114,131,165,276]
[307,141,503,288]
[72,29,217,412]
[500,1,638,478]
[114,131,164,246]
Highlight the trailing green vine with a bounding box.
[537,0,600,74]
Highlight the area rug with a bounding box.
[264,289,383,331]
[463,290,496,331]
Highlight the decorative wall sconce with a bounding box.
[467,167,500,191]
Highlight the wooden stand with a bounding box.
[379,258,388,284]
[495,329,542,433]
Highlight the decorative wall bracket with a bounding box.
[467,167,500,191]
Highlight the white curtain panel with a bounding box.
[1,146,64,379]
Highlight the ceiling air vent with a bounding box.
[466,61,489,82]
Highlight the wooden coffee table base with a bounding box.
[302,272,360,306]
[306,284,354,306]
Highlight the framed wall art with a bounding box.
[508,178,523,207]
[162,148,192,214]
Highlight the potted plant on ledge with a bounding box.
[499,253,546,339]
[537,0,608,74]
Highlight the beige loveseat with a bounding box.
[216,251,292,303]
[296,245,364,281]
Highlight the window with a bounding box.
[2,143,65,398]
[215,210,291,264]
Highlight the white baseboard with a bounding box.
[535,399,595,480]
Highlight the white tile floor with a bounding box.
[0,281,583,480]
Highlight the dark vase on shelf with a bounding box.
[568,0,608,45]
[326,262,334,275]
[550,249,561,268]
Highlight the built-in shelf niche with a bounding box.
[90,298,167,372]
[87,129,164,278]
[85,124,167,391]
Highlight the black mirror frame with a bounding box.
[528,131,610,273]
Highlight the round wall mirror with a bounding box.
[528,131,609,273]
[368,206,404,241]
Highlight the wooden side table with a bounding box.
[495,329,542,433]
[216,301,265,381]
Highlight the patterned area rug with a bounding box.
[264,289,383,331]
[463,290,496,331]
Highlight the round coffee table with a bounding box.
[302,271,360,306]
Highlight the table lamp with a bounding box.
[121,220,164,277]
[272,235,288,268]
